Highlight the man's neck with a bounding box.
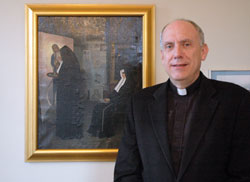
[170,73,200,89]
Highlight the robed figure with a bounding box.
[55,45,83,139]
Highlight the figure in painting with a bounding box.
[51,45,83,140]
[88,65,139,139]
[50,44,61,105]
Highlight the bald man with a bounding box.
[114,19,250,182]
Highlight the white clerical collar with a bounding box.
[177,88,187,96]
[169,73,202,96]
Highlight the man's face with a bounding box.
[161,20,208,87]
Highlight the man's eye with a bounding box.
[184,42,191,47]
[165,44,173,49]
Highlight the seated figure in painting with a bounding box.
[88,68,138,139]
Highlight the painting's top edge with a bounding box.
[25,4,155,16]
[25,4,155,10]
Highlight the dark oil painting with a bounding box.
[37,16,143,149]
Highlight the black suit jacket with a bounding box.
[114,73,250,182]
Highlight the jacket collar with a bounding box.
[177,74,218,180]
[148,81,176,176]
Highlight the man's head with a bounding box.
[160,19,209,88]
[52,44,60,53]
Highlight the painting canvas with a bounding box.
[37,16,143,149]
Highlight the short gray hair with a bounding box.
[160,19,205,49]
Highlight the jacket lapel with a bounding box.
[148,81,176,177]
[178,77,219,180]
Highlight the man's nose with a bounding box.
[173,44,183,59]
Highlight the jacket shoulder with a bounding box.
[209,78,249,94]
[206,78,250,101]
[130,82,167,104]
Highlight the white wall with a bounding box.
[1,0,250,181]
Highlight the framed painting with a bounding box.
[25,4,155,162]
[210,70,250,91]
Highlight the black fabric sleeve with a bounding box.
[227,90,250,182]
[114,97,143,182]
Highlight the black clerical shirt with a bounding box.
[167,75,202,175]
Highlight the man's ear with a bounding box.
[201,43,209,61]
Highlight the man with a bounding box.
[114,19,250,182]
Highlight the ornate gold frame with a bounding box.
[25,4,155,162]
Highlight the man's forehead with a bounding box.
[163,20,199,41]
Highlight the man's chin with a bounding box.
[170,75,187,82]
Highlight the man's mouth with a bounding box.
[172,64,188,67]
